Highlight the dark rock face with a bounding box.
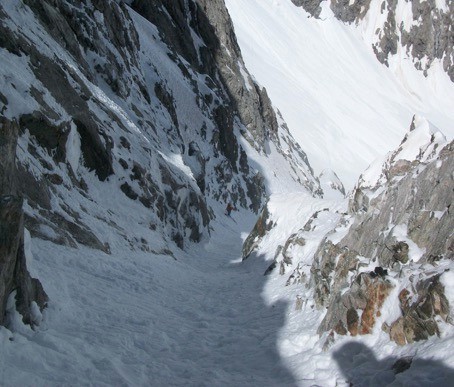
[131,0,276,152]
[197,0,280,148]
[330,0,372,23]
[0,118,18,196]
[73,119,113,182]
[242,204,274,260]
[291,0,324,18]
[0,118,47,327]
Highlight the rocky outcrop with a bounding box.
[291,0,454,81]
[195,0,280,149]
[387,274,450,345]
[131,0,272,149]
[309,116,453,344]
[242,204,274,260]
[291,0,324,18]
[0,118,47,327]
[367,0,454,79]
[330,0,372,23]
[400,0,454,80]
[345,116,453,266]
[319,272,393,337]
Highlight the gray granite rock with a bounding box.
[310,121,453,343]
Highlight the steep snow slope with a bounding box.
[3,143,452,386]
[1,209,300,386]
[225,0,454,188]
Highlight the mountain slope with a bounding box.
[1,0,453,386]
[0,0,319,256]
[243,119,454,385]
[225,0,454,188]
[0,0,323,367]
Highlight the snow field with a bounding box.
[225,0,454,189]
[1,206,302,386]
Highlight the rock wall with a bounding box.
[244,115,453,349]
[131,0,319,197]
[0,118,47,327]
[291,0,324,18]
[0,0,319,253]
[310,117,453,345]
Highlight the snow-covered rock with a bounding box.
[351,114,448,212]
[0,0,319,255]
[0,118,47,328]
[319,169,346,199]
[311,116,453,342]
[292,0,454,82]
[242,117,453,382]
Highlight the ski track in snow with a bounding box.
[1,211,296,387]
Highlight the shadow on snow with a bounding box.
[333,341,454,387]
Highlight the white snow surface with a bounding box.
[356,115,448,191]
[225,0,454,189]
[65,122,81,175]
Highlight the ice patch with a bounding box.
[440,271,454,310]
[238,60,253,91]
[66,122,81,175]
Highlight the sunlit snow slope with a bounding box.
[225,0,454,188]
